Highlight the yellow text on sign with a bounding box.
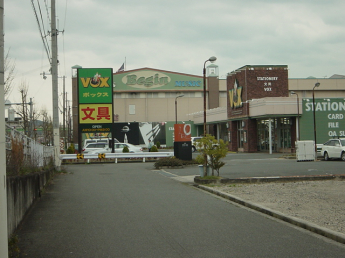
[79,104,113,124]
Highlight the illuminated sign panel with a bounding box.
[78,68,112,104]
[79,104,113,124]
[174,124,191,142]
[77,68,113,136]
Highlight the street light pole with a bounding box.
[175,94,184,124]
[291,91,300,141]
[312,82,320,160]
[203,56,217,176]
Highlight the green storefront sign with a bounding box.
[300,98,345,144]
[77,68,114,138]
[113,69,202,91]
[78,68,113,104]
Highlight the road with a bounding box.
[174,152,343,178]
[16,155,345,257]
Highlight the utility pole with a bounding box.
[29,97,33,136]
[62,76,66,150]
[51,0,61,169]
[0,1,8,257]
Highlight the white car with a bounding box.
[82,142,109,154]
[191,136,219,152]
[321,138,345,161]
[83,138,119,149]
[191,137,202,152]
[88,143,143,154]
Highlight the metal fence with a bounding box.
[60,152,174,163]
[5,124,54,167]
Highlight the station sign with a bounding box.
[300,98,345,143]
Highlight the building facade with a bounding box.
[71,65,345,152]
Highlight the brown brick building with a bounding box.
[227,65,296,153]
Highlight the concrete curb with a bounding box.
[194,174,345,184]
[195,184,345,245]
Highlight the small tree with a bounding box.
[208,139,228,176]
[156,141,161,149]
[195,134,228,177]
[66,143,75,154]
[123,145,129,153]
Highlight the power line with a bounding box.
[30,0,51,65]
[43,0,51,24]
[61,0,68,77]
[37,0,51,59]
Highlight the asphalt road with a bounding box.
[173,152,345,178]
[16,156,345,257]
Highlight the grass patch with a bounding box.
[8,234,20,258]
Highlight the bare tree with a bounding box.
[15,81,32,136]
[41,108,53,146]
[4,48,16,98]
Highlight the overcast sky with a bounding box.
[4,0,345,116]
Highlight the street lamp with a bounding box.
[203,56,217,176]
[291,91,300,141]
[175,94,184,124]
[203,56,217,136]
[312,82,320,159]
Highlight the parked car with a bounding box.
[191,137,202,152]
[82,142,109,154]
[191,136,219,152]
[83,138,119,149]
[320,138,345,161]
[89,143,143,154]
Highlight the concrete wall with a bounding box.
[7,169,54,237]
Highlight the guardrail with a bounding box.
[60,152,174,163]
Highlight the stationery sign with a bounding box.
[77,68,113,134]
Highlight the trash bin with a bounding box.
[198,165,211,177]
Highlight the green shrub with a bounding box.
[150,145,158,152]
[156,141,161,149]
[154,157,183,169]
[66,143,75,154]
[123,146,129,153]
[154,157,198,169]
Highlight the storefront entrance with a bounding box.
[257,118,292,153]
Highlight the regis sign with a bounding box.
[174,124,191,142]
